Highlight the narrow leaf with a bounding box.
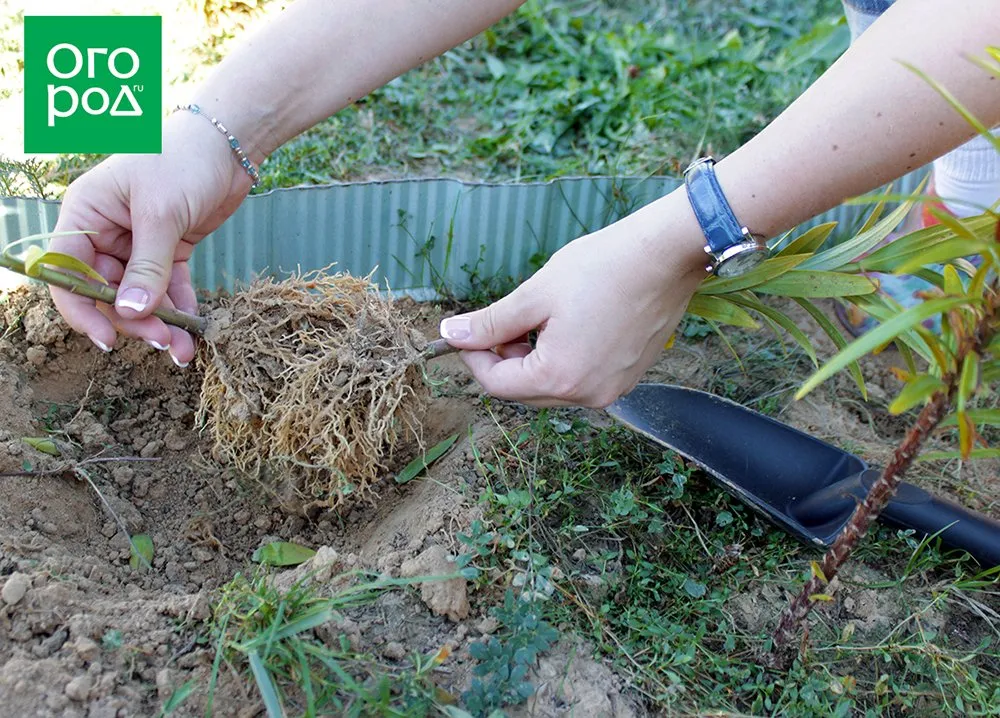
[686,294,759,328]
[396,433,459,484]
[957,352,980,414]
[801,191,921,271]
[248,650,284,718]
[23,437,60,456]
[796,296,972,400]
[888,375,945,415]
[895,239,991,275]
[919,448,1000,461]
[853,216,996,272]
[23,247,108,285]
[777,222,837,257]
[856,191,888,236]
[252,541,317,567]
[697,254,808,295]
[941,409,1000,427]
[130,534,154,571]
[756,270,875,298]
[957,410,975,460]
[728,293,817,365]
[793,298,866,398]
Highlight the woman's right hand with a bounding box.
[50,112,256,366]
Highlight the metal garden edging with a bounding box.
[0,172,927,298]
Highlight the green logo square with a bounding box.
[24,16,162,154]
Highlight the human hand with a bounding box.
[50,112,255,366]
[438,197,708,407]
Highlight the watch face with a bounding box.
[716,248,767,278]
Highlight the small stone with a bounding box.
[156,668,174,700]
[382,641,407,661]
[101,522,117,539]
[163,429,187,452]
[74,637,100,662]
[400,546,470,622]
[140,440,163,459]
[2,572,30,605]
[32,627,69,658]
[65,674,93,702]
[477,617,499,635]
[133,474,152,498]
[191,547,214,563]
[25,345,47,366]
[572,548,587,562]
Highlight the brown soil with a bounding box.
[0,287,996,717]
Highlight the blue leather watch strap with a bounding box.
[684,157,744,254]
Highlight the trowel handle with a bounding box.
[881,485,1000,568]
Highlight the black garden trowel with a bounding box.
[607,383,1000,567]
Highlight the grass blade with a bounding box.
[396,433,459,484]
[796,296,973,399]
[248,650,284,718]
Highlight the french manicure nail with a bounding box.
[147,340,170,351]
[89,335,112,352]
[170,353,189,369]
[116,287,149,313]
[440,316,471,341]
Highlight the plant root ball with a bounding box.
[196,270,429,512]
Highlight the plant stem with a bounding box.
[0,253,208,335]
[770,284,999,666]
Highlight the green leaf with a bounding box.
[252,541,317,567]
[248,650,284,718]
[727,293,817,365]
[888,375,945,415]
[756,270,875,298]
[941,409,1000,427]
[686,294,759,328]
[697,254,808,295]
[159,680,196,717]
[682,578,707,598]
[796,296,973,400]
[129,534,154,571]
[23,246,108,285]
[793,298,866,399]
[853,216,996,273]
[957,352,980,414]
[23,437,60,456]
[777,221,837,257]
[942,264,964,296]
[800,192,921,271]
[396,433,459,484]
[894,239,992,275]
[855,191,888,236]
[919,448,1000,462]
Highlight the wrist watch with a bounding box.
[684,157,768,278]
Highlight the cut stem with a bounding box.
[0,253,208,335]
[769,282,999,666]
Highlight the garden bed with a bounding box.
[0,284,998,716]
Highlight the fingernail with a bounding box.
[440,316,471,341]
[89,335,112,352]
[170,353,189,369]
[116,287,150,313]
[146,340,170,351]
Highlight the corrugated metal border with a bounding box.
[0,171,928,297]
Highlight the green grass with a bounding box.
[459,406,1000,716]
[25,0,846,195]
[208,569,451,717]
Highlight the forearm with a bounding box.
[189,0,526,163]
[641,0,1000,277]
[720,0,1000,238]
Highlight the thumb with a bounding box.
[115,208,181,318]
[439,284,547,350]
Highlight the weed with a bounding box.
[462,590,559,715]
[210,568,448,717]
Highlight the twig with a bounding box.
[0,252,207,334]
[769,282,999,667]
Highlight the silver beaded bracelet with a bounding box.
[173,104,261,188]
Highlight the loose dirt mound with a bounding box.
[0,285,494,716]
